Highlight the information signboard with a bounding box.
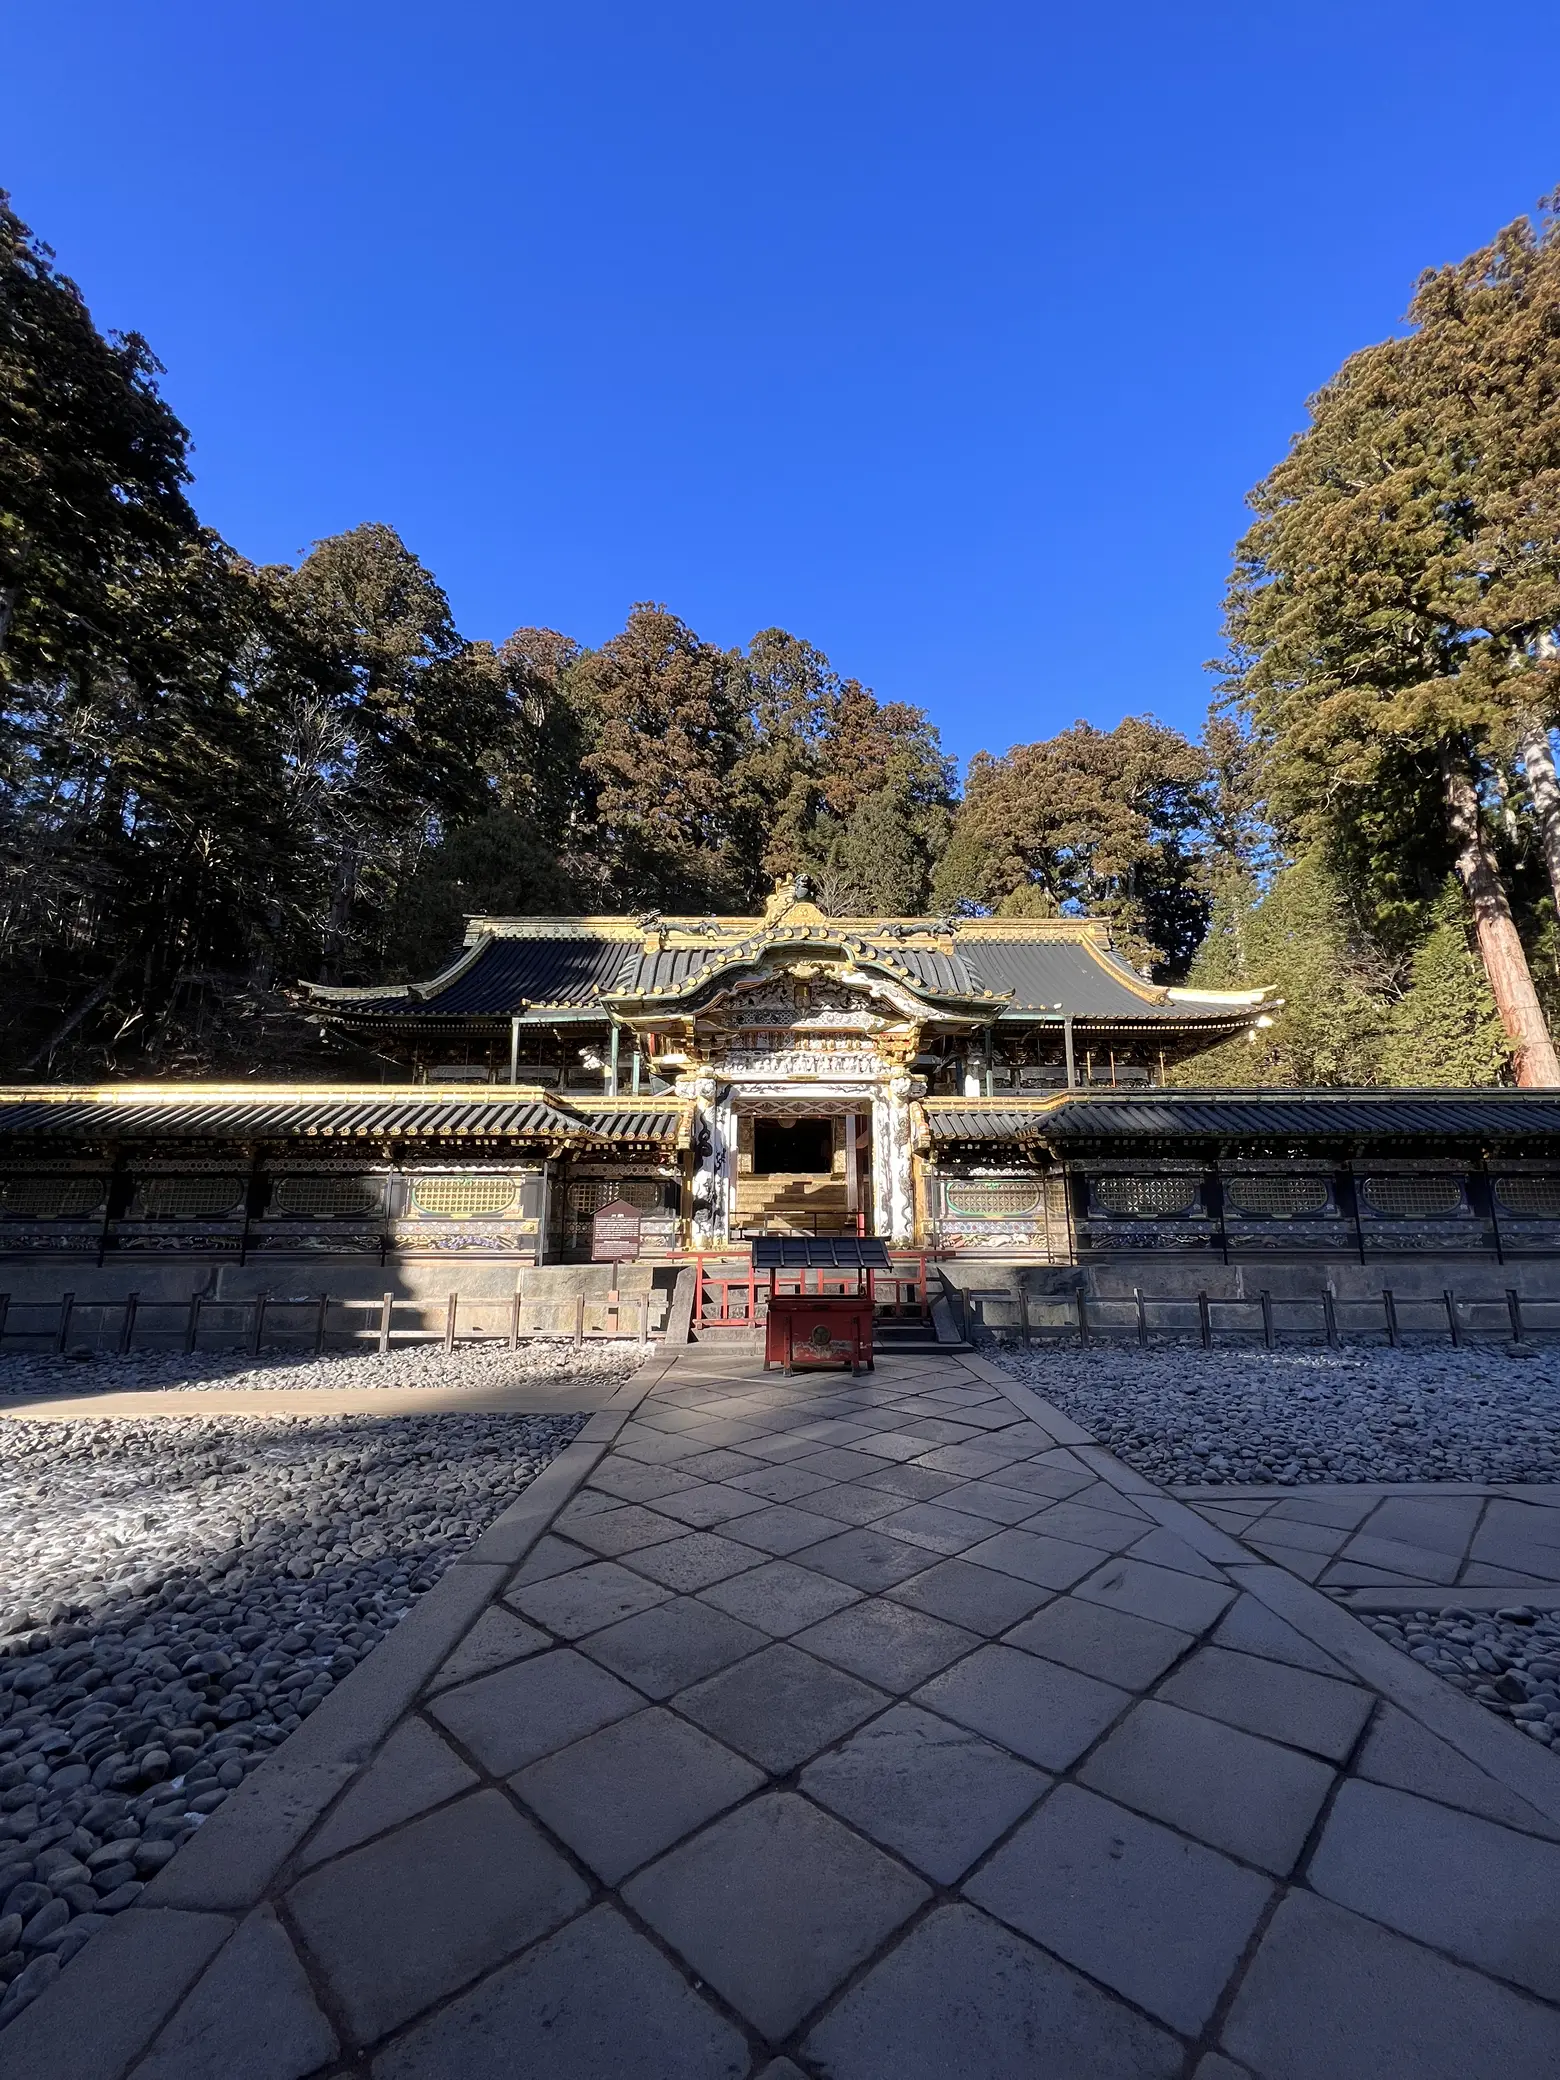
[591,1199,643,1262]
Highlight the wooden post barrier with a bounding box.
[1017,1285,1031,1349]
[1444,1288,1462,1348]
[444,1292,458,1355]
[1134,1288,1147,1347]
[1075,1289,1089,1348]
[250,1290,269,1356]
[1322,1289,1339,1348]
[378,1291,393,1356]
[1508,1288,1526,1344]
[119,1291,139,1354]
[1198,1291,1212,1349]
[1384,1290,1399,1348]
[573,1293,585,1348]
[314,1293,329,1354]
[185,1295,201,1354]
[55,1291,74,1355]
[509,1289,523,1351]
[1259,1290,1274,1350]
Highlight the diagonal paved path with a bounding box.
[1180,1481,1560,1609]
[7,1347,1560,2078]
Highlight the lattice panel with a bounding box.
[1494,1176,1560,1219]
[410,1176,518,1218]
[1224,1176,1331,1218]
[131,1176,246,1220]
[1360,1174,1464,1219]
[1093,1174,1200,1218]
[270,1175,384,1218]
[0,1176,105,1219]
[945,1181,1043,1219]
[567,1178,666,1215]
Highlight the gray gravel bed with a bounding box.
[1365,1604,1560,1746]
[995,1345,1560,1485]
[0,1406,584,2026]
[0,1338,646,1395]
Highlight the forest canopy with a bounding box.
[3,187,1559,1085]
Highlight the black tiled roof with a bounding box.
[0,1093,685,1144]
[923,1108,1052,1141]
[579,1106,686,1141]
[312,925,1262,1027]
[611,946,722,995]
[418,937,635,1013]
[885,949,985,997]
[1036,1090,1560,1141]
[959,939,1201,1019]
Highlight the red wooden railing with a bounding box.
[685,1251,932,1331]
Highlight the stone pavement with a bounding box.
[6,1346,1560,2079]
[1181,1482,1560,1610]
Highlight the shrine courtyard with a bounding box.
[2,1342,1558,2080]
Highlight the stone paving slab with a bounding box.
[7,1343,1560,2079]
[1180,1481,1560,1607]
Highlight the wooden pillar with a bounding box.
[1063,1016,1076,1089]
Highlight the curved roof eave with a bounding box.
[304,934,496,1007]
[1164,984,1283,1010]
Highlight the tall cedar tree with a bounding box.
[0,193,197,686]
[1224,195,1560,1084]
[0,194,317,1061]
[277,524,506,977]
[934,717,1214,978]
[1178,855,1510,1088]
[567,603,746,911]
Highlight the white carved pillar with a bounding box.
[872,1072,919,1244]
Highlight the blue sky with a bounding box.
[7,2,1556,770]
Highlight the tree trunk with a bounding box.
[1440,746,1560,1086]
[0,534,29,662]
[1518,714,1560,919]
[21,950,134,1073]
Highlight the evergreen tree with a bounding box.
[1174,855,1390,1087]
[0,192,198,690]
[1379,890,1512,1085]
[1223,193,1560,1083]
[1177,858,1513,1089]
[935,717,1214,977]
[388,809,586,975]
[567,603,746,911]
[815,788,933,915]
[277,523,506,976]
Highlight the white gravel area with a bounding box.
[0,1405,584,2025]
[994,1346,1560,1485]
[1366,1605,1560,1746]
[0,1338,647,1396]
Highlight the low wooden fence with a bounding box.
[0,1287,659,1358]
[958,1284,1559,1351]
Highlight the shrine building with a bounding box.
[5,880,1560,1318]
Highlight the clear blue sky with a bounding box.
[7,2,1555,771]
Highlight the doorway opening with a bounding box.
[754,1116,833,1175]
